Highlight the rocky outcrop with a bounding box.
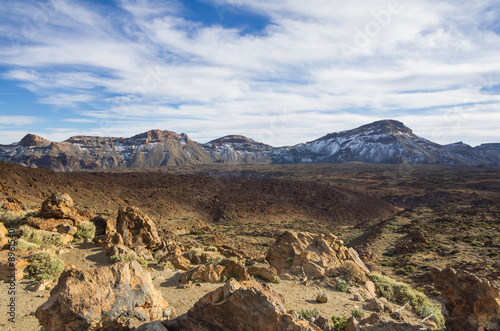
[180,259,251,284]
[25,193,93,231]
[430,267,500,331]
[41,193,75,219]
[36,261,175,331]
[162,279,318,330]
[265,231,369,281]
[116,206,162,250]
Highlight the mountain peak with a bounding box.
[130,130,185,143]
[363,119,412,134]
[207,135,255,145]
[19,134,50,147]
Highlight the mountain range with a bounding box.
[1,120,499,171]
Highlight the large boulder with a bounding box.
[162,279,319,330]
[36,261,175,331]
[116,207,162,250]
[40,193,75,219]
[266,231,369,280]
[430,267,500,331]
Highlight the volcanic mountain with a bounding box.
[0,120,498,171]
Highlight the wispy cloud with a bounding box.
[0,0,499,145]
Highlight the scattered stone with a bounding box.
[247,265,278,283]
[27,279,54,292]
[430,267,500,331]
[353,294,362,301]
[316,290,328,303]
[116,206,162,250]
[345,317,360,331]
[165,255,191,271]
[314,316,335,331]
[107,244,134,256]
[36,261,175,330]
[180,259,250,284]
[359,312,381,325]
[55,224,77,235]
[365,297,393,313]
[0,249,30,281]
[0,222,9,248]
[95,232,124,249]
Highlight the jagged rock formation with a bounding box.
[430,267,500,331]
[162,279,318,331]
[36,261,175,331]
[265,231,370,281]
[1,120,498,170]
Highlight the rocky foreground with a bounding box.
[1,193,499,331]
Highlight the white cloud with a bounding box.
[0,0,499,145]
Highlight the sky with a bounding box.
[0,0,499,147]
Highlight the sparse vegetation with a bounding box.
[331,315,347,331]
[19,225,64,249]
[351,309,364,319]
[369,273,444,326]
[0,209,39,227]
[336,280,348,292]
[298,308,320,320]
[274,276,281,283]
[158,261,174,269]
[110,253,148,267]
[220,275,228,283]
[74,221,96,240]
[16,238,40,250]
[27,251,64,279]
[206,246,218,252]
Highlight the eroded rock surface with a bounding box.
[162,279,318,331]
[36,261,174,331]
[431,267,500,331]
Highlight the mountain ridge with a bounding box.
[1,120,499,171]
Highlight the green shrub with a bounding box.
[27,251,64,278]
[19,226,63,248]
[16,239,40,251]
[75,221,95,240]
[220,275,228,283]
[206,246,218,252]
[110,253,148,267]
[158,261,174,269]
[34,274,55,282]
[274,276,281,284]
[369,274,444,327]
[298,308,320,320]
[331,315,347,331]
[336,280,348,292]
[351,309,364,319]
[0,210,39,227]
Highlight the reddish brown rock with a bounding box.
[247,265,278,282]
[95,232,124,249]
[162,279,318,330]
[266,231,369,280]
[431,267,500,331]
[40,193,75,219]
[116,207,162,250]
[180,259,250,284]
[36,261,175,331]
[0,222,10,248]
[0,248,30,281]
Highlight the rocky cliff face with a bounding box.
[1,120,498,171]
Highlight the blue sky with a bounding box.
[0,0,499,146]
